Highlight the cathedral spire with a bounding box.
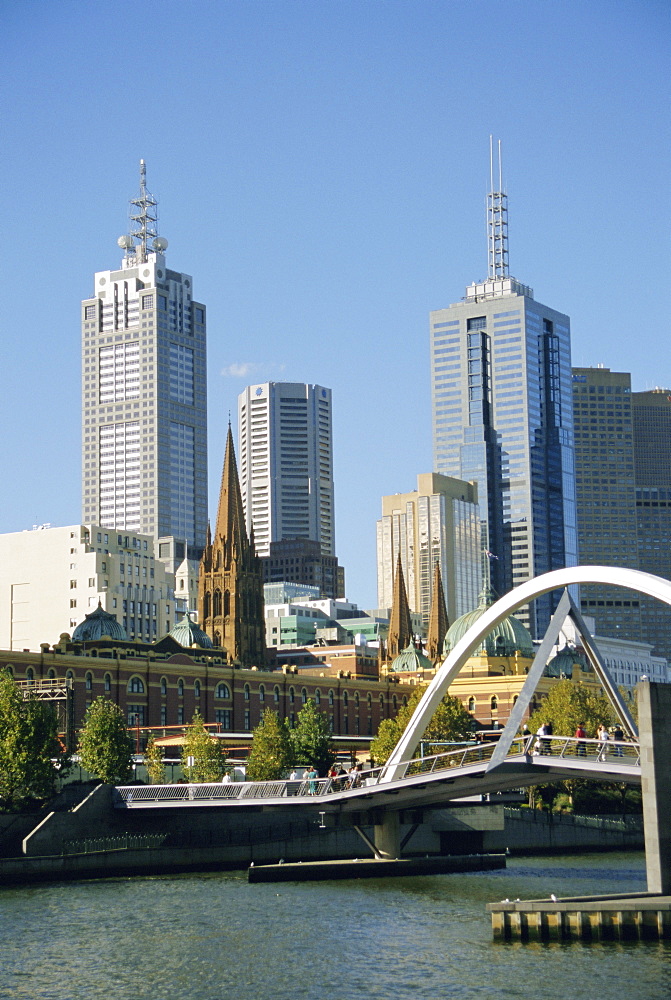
[426,561,449,663]
[215,424,248,553]
[387,554,413,659]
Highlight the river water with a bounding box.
[0,852,668,1000]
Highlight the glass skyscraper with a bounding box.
[81,162,208,567]
[430,145,577,637]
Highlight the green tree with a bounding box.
[181,712,225,782]
[78,697,133,785]
[0,668,68,810]
[370,685,474,765]
[246,709,293,781]
[144,733,165,785]
[289,699,335,775]
[527,680,616,739]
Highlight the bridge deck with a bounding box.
[114,735,641,812]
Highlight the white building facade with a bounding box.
[81,162,207,571]
[0,524,178,651]
[238,382,335,558]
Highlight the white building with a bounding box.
[238,382,335,558]
[0,524,178,651]
[376,473,481,630]
[81,161,208,572]
[558,616,669,689]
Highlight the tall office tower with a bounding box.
[238,382,344,598]
[376,473,481,631]
[572,367,642,641]
[81,162,208,572]
[430,141,577,637]
[632,389,671,661]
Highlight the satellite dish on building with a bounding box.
[153,236,168,251]
[117,235,134,249]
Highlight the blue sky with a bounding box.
[1,0,669,609]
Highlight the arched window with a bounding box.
[178,678,184,697]
[204,592,211,619]
[47,668,55,679]
[214,631,221,647]
[26,667,34,682]
[274,685,280,704]
[244,684,250,701]
[468,696,476,713]
[354,692,360,709]
[328,689,334,707]
[367,693,372,709]
[402,695,408,707]
[490,695,498,711]
[259,684,265,703]
[213,590,222,617]
[289,686,295,704]
[194,679,201,698]
[161,676,168,697]
[65,669,74,681]
[314,688,321,707]
[104,672,112,693]
[216,682,230,699]
[127,675,144,694]
[512,694,518,706]
[392,694,398,711]
[86,671,93,691]
[224,590,230,616]
[301,687,308,705]
[343,691,348,708]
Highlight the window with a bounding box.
[70,580,77,589]
[490,695,498,711]
[104,673,111,693]
[141,294,154,310]
[289,686,295,704]
[244,683,250,701]
[85,672,93,691]
[160,706,167,726]
[128,705,145,726]
[178,678,184,697]
[274,685,280,703]
[70,599,77,608]
[194,679,201,698]
[259,684,265,703]
[343,691,348,708]
[244,710,251,731]
[177,706,184,725]
[215,709,231,730]
[216,682,231,699]
[329,689,334,707]
[128,676,144,694]
[354,692,360,710]
[301,687,308,705]
[468,696,476,712]
[161,676,168,696]
[26,667,34,682]
[314,689,320,707]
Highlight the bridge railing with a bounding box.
[114,735,640,806]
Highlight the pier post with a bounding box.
[638,680,671,894]
[373,811,400,859]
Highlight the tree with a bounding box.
[144,733,165,785]
[370,685,474,765]
[0,668,68,810]
[181,712,225,782]
[78,697,133,785]
[289,699,335,775]
[527,680,616,740]
[246,709,293,781]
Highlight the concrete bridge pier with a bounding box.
[373,811,400,860]
[638,680,671,894]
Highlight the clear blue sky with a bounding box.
[1,0,669,609]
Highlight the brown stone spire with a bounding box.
[426,561,449,663]
[387,554,413,659]
[198,427,265,665]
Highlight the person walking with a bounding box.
[597,723,609,761]
[574,723,587,757]
[612,723,624,757]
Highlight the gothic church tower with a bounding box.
[198,427,265,665]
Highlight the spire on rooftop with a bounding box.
[117,160,168,265]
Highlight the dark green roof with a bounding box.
[389,641,433,673]
[443,588,534,659]
[72,604,128,642]
[169,612,213,649]
[545,646,589,677]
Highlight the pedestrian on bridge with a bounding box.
[597,724,610,761]
[574,723,587,756]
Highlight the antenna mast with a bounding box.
[129,159,159,264]
[487,137,509,279]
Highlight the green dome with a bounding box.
[169,612,213,648]
[545,646,588,677]
[389,641,433,673]
[72,603,127,642]
[443,588,534,659]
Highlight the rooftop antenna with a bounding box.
[118,160,168,264]
[487,136,509,279]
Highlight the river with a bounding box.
[0,851,667,1000]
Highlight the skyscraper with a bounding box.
[81,162,208,570]
[430,141,577,636]
[376,473,481,630]
[238,382,343,597]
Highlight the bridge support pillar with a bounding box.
[373,811,400,860]
[638,680,671,894]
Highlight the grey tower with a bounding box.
[430,140,577,637]
[81,162,208,566]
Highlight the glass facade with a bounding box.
[431,288,576,637]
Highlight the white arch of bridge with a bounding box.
[381,566,671,782]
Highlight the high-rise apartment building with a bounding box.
[376,473,481,630]
[81,162,207,571]
[430,141,577,637]
[238,382,343,597]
